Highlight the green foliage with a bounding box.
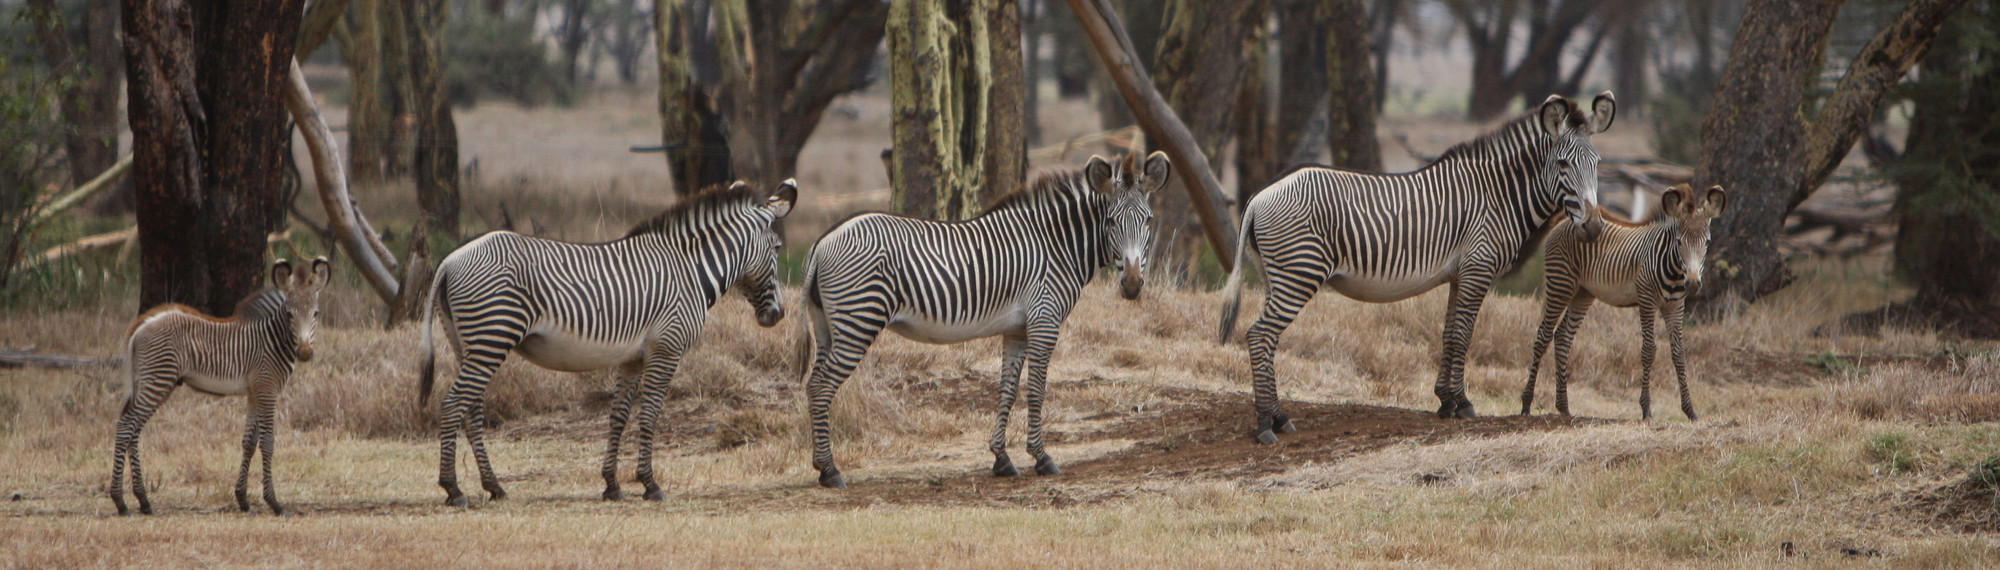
[1972,454,2000,492]
[1866,432,1919,475]
[0,5,73,292]
[447,11,572,107]
[1805,351,1863,375]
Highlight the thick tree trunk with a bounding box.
[124,0,302,315]
[888,0,1022,219]
[986,0,1029,202]
[1324,0,1380,171]
[1608,3,1648,118]
[1152,0,1264,267]
[709,0,887,191]
[1090,0,1161,131]
[561,0,592,83]
[407,0,459,237]
[656,0,733,194]
[338,0,413,185]
[298,0,350,57]
[1023,0,1044,145]
[1691,0,1964,315]
[1273,0,1328,177]
[1234,19,1273,204]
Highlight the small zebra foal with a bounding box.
[1521,183,1726,420]
[111,257,330,515]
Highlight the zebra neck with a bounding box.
[994,191,1106,281]
[240,288,300,361]
[621,230,747,306]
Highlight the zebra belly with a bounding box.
[1586,281,1643,308]
[887,308,1026,345]
[180,373,249,396]
[1323,268,1455,303]
[514,329,646,372]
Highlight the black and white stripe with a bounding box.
[1522,183,1726,420]
[793,152,1166,488]
[1218,93,1617,442]
[417,180,795,506]
[111,258,329,515]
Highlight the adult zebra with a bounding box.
[1218,93,1616,443]
[417,180,794,506]
[794,152,1165,488]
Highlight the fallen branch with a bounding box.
[282,58,401,302]
[21,227,135,272]
[0,349,118,370]
[30,154,133,228]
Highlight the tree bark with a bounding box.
[298,0,350,57]
[406,0,460,237]
[1089,0,1160,131]
[1608,1,1648,117]
[561,0,592,83]
[284,60,401,302]
[1234,17,1273,203]
[656,0,734,194]
[709,0,887,190]
[888,0,1024,219]
[1324,0,1380,171]
[337,0,413,184]
[124,0,302,315]
[1445,0,1604,121]
[1152,0,1264,267]
[1691,0,1964,315]
[1273,0,1328,177]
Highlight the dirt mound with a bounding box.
[698,388,1599,511]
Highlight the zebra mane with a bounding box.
[1432,99,1586,163]
[981,170,1085,214]
[622,182,764,238]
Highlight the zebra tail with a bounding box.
[1216,214,1257,344]
[417,272,442,409]
[792,261,819,380]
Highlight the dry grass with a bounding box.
[4,88,1999,567]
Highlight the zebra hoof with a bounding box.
[483,483,508,501]
[1684,409,1699,421]
[1035,460,1062,476]
[992,458,1020,477]
[818,470,847,489]
[237,501,252,513]
[1254,429,1278,445]
[643,485,664,501]
[138,503,154,516]
[268,504,287,517]
[1276,418,1298,434]
[445,494,470,508]
[114,502,129,516]
[602,487,623,501]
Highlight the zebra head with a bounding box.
[271,257,330,362]
[1537,91,1616,242]
[1661,183,1727,294]
[739,179,796,327]
[1087,151,1167,300]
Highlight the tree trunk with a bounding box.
[609,0,647,84]
[1090,0,1161,131]
[561,0,592,84]
[1023,0,1044,145]
[1273,0,1328,177]
[1608,1,1648,118]
[124,0,302,315]
[1234,19,1273,204]
[32,0,124,195]
[1691,0,1964,316]
[1152,0,1264,267]
[709,0,887,192]
[1324,0,1380,171]
[986,0,1030,202]
[298,0,351,57]
[656,0,734,194]
[888,0,1019,219]
[407,0,460,237]
[339,0,413,185]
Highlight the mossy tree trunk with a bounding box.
[656,0,733,195]
[887,0,1025,220]
[1691,0,1965,316]
[1323,0,1380,172]
[336,0,414,185]
[1152,0,1265,268]
[123,0,302,315]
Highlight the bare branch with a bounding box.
[282,59,402,302]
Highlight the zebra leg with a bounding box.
[1247,265,1322,443]
[439,355,507,507]
[990,332,1028,477]
[111,373,174,516]
[1637,304,1658,421]
[1667,301,1696,420]
[235,391,260,513]
[600,361,643,500]
[809,312,883,488]
[1524,275,1578,415]
[1433,277,1494,418]
[253,384,285,515]
[1551,294,1593,416]
[1021,324,1063,476]
[632,343,687,501]
[466,395,507,501]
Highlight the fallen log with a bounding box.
[0,349,118,370]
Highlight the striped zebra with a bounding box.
[794,152,1165,488]
[416,180,794,506]
[111,258,330,516]
[1521,183,1727,420]
[1218,93,1617,443]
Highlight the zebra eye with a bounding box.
[1556,159,1572,169]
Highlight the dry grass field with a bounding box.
[4,83,1999,568]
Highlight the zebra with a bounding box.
[416,180,794,506]
[110,257,330,516]
[1521,183,1727,420]
[793,152,1165,488]
[1217,93,1617,443]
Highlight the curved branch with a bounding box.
[282,59,402,301]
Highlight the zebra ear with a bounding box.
[1703,185,1727,214]
[1590,91,1616,133]
[1085,155,1114,193]
[766,179,797,218]
[1660,184,1687,215]
[1538,95,1570,137]
[310,257,332,287]
[1141,151,1171,193]
[271,259,294,287]
[728,180,750,193]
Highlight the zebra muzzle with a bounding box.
[1119,272,1143,300]
[756,306,784,327]
[295,343,315,362]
